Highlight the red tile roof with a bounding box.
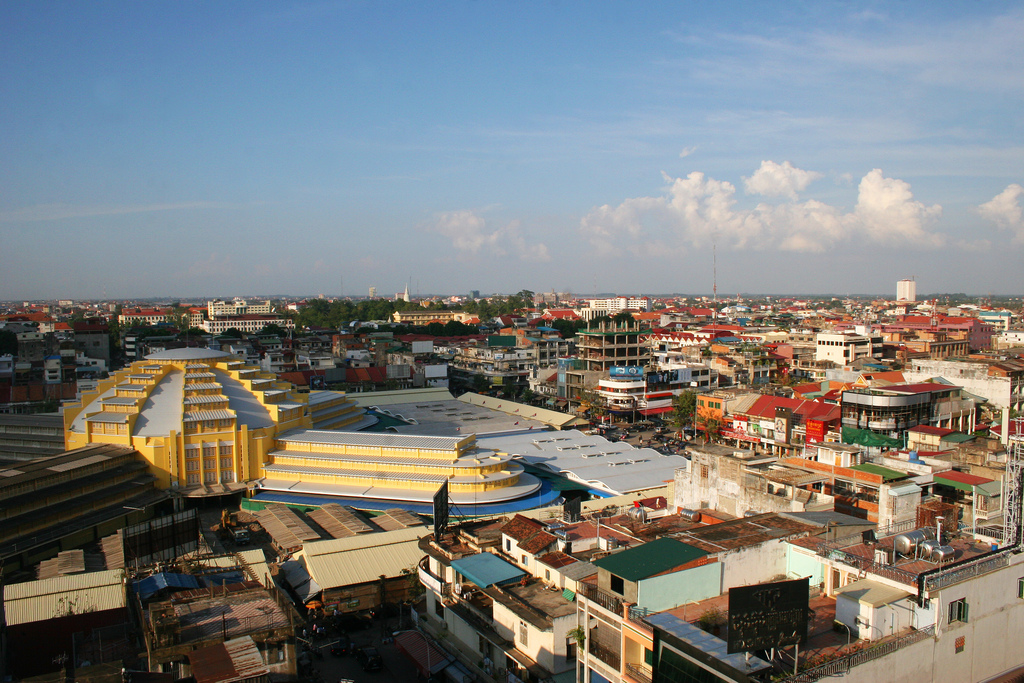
[500,514,545,542]
[935,470,993,486]
[908,425,955,436]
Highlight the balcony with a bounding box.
[588,640,621,670]
[580,583,624,615]
[625,663,652,683]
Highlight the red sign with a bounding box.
[806,419,826,444]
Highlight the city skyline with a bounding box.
[2,2,1023,299]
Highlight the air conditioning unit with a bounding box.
[874,548,893,565]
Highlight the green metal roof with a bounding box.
[592,537,707,582]
[849,463,907,481]
[487,335,517,347]
[941,433,974,444]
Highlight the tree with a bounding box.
[612,311,635,326]
[260,323,288,337]
[695,410,722,443]
[576,387,607,422]
[669,390,697,434]
[220,328,245,339]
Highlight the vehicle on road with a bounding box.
[356,646,383,672]
[330,634,353,656]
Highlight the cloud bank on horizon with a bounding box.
[573,161,1022,259]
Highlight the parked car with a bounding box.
[330,634,352,656]
[356,646,383,672]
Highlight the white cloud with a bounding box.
[431,210,550,261]
[978,184,1024,244]
[679,146,697,158]
[743,160,823,200]
[580,163,945,254]
[845,169,943,247]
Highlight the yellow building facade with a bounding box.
[64,348,364,495]
[64,348,541,506]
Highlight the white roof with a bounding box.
[479,429,688,495]
[277,428,466,452]
[297,527,426,590]
[3,569,125,625]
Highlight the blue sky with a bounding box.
[2,2,1023,300]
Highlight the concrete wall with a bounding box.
[718,539,791,591]
[636,561,722,613]
[786,544,826,588]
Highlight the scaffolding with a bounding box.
[1004,417,1024,548]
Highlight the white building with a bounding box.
[207,298,273,318]
[815,332,883,365]
[896,279,916,302]
[588,297,652,313]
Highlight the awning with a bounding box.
[639,406,674,416]
[562,588,575,601]
[451,553,525,588]
[395,630,451,677]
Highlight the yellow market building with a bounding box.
[64,348,366,495]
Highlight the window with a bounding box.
[521,554,528,565]
[204,471,217,483]
[644,648,654,666]
[187,473,199,484]
[219,444,233,455]
[610,575,625,595]
[506,539,512,551]
[1018,578,1024,599]
[948,598,969,624]
[519,622,528,647]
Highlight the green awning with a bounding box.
[562,588,576,601]
[842,427,903,448]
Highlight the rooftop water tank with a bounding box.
[932,545,956,563]
[679,509,702,523]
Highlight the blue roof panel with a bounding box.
[451,553,525,588]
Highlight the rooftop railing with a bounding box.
[781,625,934,682]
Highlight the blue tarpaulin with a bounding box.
[132,572,200,600]
[450,553,525,588]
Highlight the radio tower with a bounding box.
[1004,417,1024,547]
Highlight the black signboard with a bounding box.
[433,479,450,536]
[727,577,809,653]
[563,497,582,523]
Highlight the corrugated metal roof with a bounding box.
[183,410,236,422]
[301,534,425,590]
[190,635,270,683]
[3,569,126,625]
[184,383,223,391]
[592,537,707,581]
[86,413,130,423]
[277,428,466,451]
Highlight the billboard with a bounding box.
[727,577,809,653]
[609,366,644,379]
[433,479,450,536]
[805,419,826,444]
[123,509,201,566]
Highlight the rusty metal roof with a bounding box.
[188,636,270,683]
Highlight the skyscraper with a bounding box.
[897,278,916,302]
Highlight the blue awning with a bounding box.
[450,553,525,588]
